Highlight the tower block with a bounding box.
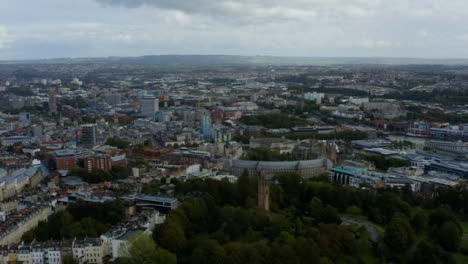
[258,170,270,211]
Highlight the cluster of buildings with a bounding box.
[408,121,468,141]
[0,205,50,245]
[329,164,459,193]
[0,165,44,202]
[0,238,103,264]
[0,61,468,262]
[328,138,468,193]
[0,193,176,264]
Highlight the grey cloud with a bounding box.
[95,0,322,23]
[3,0,468,59]
[0,26,13,49]
[95,0,468,23]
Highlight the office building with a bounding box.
[140,95,159,118]
[304,92,325,104]
[49,91,58,114]
[81,124,97,148]
[200,114,212,141]
[1,136,35,147]
[103,91,122,106]
[329,166,418,191]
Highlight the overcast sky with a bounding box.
[1,0,468,60]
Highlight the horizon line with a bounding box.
[3,54,468,64]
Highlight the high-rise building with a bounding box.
[140,95,159,117]
[155,111,172,122]
[49,91,57,114]
[112,92,122,105]
[103,91,122,106]
[304,92,325,105]
[81,124,97,148]
[201,114,212,141]
[31,124,43,138]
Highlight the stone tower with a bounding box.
[258,170,270,211]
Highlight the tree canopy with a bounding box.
[23,200,125,242]
[154,173,468,263]
[239,114,307,129]
[120,233,176,264]
[106,137,131,149]
[70,166,130,183]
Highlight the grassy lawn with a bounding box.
[453,253,468,264]
[459,220,468,250]
[454,219,468,264]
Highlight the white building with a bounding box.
[31,247,44,264]
[109,230,142,259]
[304,92,325,104]
[348,97,369,106]
[1,136,35,147]
[233,102,258,112]
[73,238,103,264]
[44,245,61,264]
[17,244,32,264]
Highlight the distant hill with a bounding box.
[2,55,468,66]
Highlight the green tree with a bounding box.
[111,166,131,180]
[224,242,265,264]
[243,148,293,161]
[154,217,187,253]
[345,205,362,215]
[295,218,303,237]
[190,239,226,264]
[436,221,462,251]
[411,240,455,264]
[237,169,257,207]
[295,237,320,264]
[384,216,416,259]
[270,232,297,264]
[62,254,79,264]
[70,168,89,178]
[275,173,302,206]
[411,210,428,234]
[23,200,125,241]
[7,87,34,96]
[363,155,410,171]
[239,114,307,129]
[106,137,130,149]
[309,198,341,224]
[124,233,176,264]
[141,182,160,195]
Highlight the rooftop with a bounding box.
[331,166,368,176]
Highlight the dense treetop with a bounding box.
[151,172,468,263]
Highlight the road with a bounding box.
[341,217,380,242]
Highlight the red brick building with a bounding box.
[53,150,76,170]
[84,155,111,172]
